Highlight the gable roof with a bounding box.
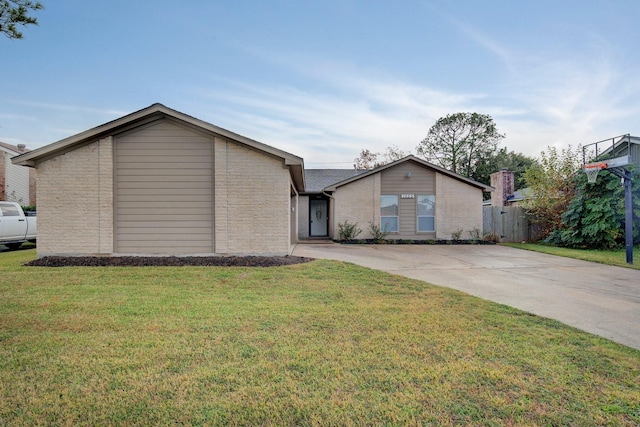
[303,169,367,193]
[11,103,305,190]
[323,155,493,192]
[0,141,29,155]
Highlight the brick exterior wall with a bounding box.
[290,190,298,248]
[297,195,310,239]
[332,174,380,239]
[214,138,292,255]
[435,173,483,239]
[36,135,292,257]
[490,169,514,207]
[36,138,113,256]
[29,168,37,206]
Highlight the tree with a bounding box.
[0,0,43,39]
[379,145,409,165]
[522,145,582,238]
[545,167,640,249]
[353,149,378,170]
[474,147,537,188]
[354,145,410,170]
[416,112,505,179]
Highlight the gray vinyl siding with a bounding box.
[632,144,640,168]
[380,161,435,239]
[115,119,214,254]
[3,151,30,204]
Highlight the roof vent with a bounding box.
[17,144,26,152]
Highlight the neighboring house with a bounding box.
[12,104,304,257]
[597,134,640,168]
[623,136,640,167]
[485,169,531,207]
[13,104,492,258]
[300,156,492,241]
[0,142,36,205]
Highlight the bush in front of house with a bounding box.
[338,220,362,241]
[367,222,390,243]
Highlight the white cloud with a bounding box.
[7,23,640,168]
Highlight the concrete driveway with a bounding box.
[292,243,640,351]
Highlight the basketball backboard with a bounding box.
[582,134,634,170]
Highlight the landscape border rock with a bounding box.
[25,256,314,268]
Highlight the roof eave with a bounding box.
[323,155,494,192]
[11,104,306,188]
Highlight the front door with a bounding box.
[310,199,328,236]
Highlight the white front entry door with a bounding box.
[310,199,328,236]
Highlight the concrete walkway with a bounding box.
[292,243,640,351]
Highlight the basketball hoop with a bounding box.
[583,162,607,183]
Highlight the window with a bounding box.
[0,203,20,217]
[380,195,398,232]
[417,195,435,232]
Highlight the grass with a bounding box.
[1,249,639,426]
[503,242,640,270]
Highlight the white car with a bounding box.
[0,201,37,250]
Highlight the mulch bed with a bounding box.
[25,256,314,267]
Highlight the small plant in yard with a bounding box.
[451,228,463,240]
[368,221,389,243]
[337,220,362,241]
[484,232,500,243]
[468,227,482,240]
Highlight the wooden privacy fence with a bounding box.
[483,206,543,243]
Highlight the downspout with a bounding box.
[322,190,334,239]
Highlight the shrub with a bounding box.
[545,167,640,249]
[468,228,482,240]
[368,222,390,243]
[337,220,362,241]
[483,232,500,243]
[451,228,463,240]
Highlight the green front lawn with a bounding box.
[504,243,640,270]
[1,249,638,425]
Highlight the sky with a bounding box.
[2,0,640,168]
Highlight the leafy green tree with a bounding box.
[0,0,43,39]
[522,145,582,238]
[416,112,505,179]
[546,167,640,249]
[474,147,537,188]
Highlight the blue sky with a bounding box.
[2,0,639,167]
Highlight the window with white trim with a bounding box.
[380,195,398,232]
[417,194,435,232]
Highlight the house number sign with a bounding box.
[401,194,415,199]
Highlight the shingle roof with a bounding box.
[507,187,532,202]
[303,169,367,193]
